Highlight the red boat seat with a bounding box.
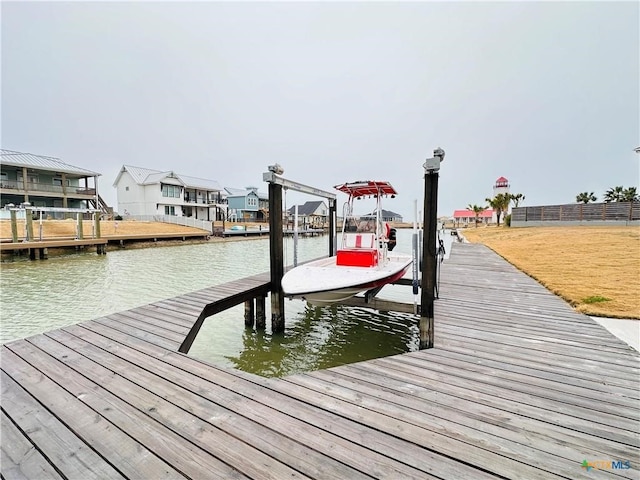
[336,248,378,267]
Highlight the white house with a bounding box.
[113,165,226,221]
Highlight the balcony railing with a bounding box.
[183,197,228,205]
[0,181,96,196]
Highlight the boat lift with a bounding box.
[263,164,337,333]
[263,149,444,350]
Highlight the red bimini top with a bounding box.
[334,181,397,198]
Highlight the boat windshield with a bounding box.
[344,216,383,235]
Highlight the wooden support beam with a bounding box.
[268,182,285,333]
[10,209,18,243]
[244,299,255,328]
[94,213,101,238]
[420,166,440,349]
[256,295,266,329]
[328,199,336,256]
[25,209,34,241]
[77,214,84,240]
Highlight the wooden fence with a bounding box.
[512,201,639,225]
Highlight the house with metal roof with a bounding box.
[452,208,493,226]
[0,149,110,216]
[364,209,404,223]
[113,165,225,221]
[286,200,329,228]
[224,187,269,222]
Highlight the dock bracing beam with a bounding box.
[420,148,445,349]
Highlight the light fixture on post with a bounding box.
[268,164,284,175]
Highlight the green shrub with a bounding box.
[583,295,611,304]
[505,213,511,227]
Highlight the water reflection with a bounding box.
[226,302,418,378]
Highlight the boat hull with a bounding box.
[281,253,412,306]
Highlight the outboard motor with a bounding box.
[388,227,397,251]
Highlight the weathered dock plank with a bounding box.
[1,409,64,480]
[2,242,639,479]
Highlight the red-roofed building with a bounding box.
[493,176,510,196]
[452,209,493,226]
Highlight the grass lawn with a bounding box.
[460,225,640,319]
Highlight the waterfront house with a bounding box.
[113,165,225,221]
[0,149,110,218]
[452,209,493,226]
[363,209,404,223]
[224,186,269,222]
[286,200,329,228]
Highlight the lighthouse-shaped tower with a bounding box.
[491,176,511,223]
[493,176,510,197]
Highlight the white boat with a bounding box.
[281,180,413,306]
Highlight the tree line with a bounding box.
[576,186,638,204]
[467,192,524,227]
[466,185,638,228]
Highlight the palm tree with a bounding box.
[510,193,525,207]
[622,187,639,202]
[467,204,486,228]
[485,193,510,226]
[576,192,597,204]
[603,186,625,202]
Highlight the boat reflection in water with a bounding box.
[225,301,419,378]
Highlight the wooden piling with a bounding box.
[10,209,18,243]
[420,169,439,349]
[77,214,84,240]
[94,213,101,238]
[268,182,285,333]
[25,208,34,241]
[244,299,255,328]
[328,199,337,256]
[256,295,266,328]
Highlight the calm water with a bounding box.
[1,230,439,377]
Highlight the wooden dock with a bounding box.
[0,232,212,259]
[0,237,108,254]
[2,243,639,479]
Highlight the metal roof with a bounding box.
[365,209,403,218]
[287,200,326,216]
[0,149,101,177]
[224,186,268,200]
[453,209,493,218]
[116,165,221,191]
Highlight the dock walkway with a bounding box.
[2,243,639,479]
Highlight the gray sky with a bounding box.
[2,1,638,220]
